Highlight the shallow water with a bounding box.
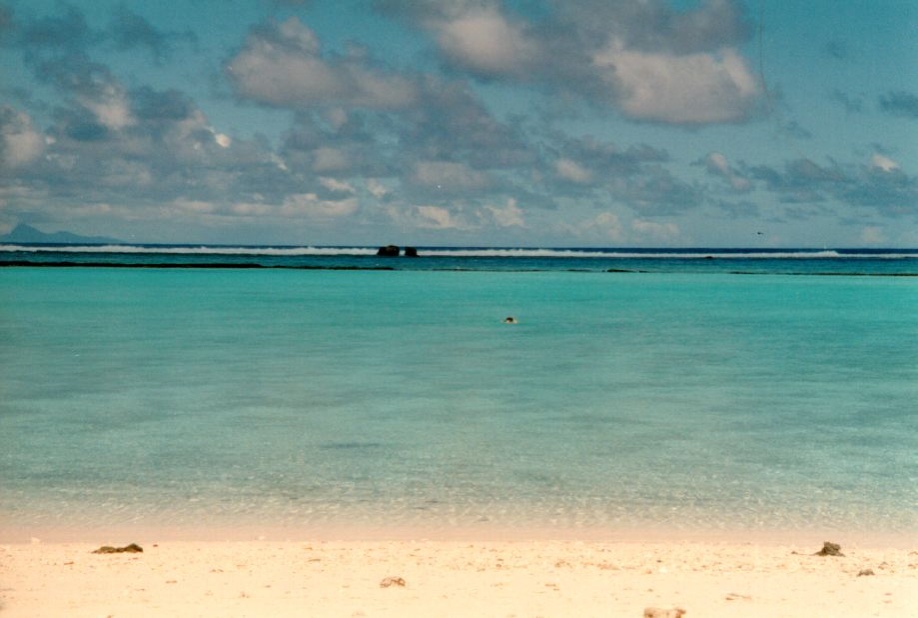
[1,265,916,534]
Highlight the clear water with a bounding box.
[1,262,916,535]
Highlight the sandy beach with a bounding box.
[1,528,915,617]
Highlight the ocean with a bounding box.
[1,245,916,537]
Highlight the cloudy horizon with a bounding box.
[1,1,915,247]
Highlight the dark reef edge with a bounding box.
[2,259,915,276]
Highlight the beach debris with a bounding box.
[857,569,875,577]
[725,592,752,601]
[814,541,844,557]
[643,607,686,618]
[92,543,144,554]
[379,576,406,588]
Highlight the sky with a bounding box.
[0,0,916,247]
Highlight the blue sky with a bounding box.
[1,0,915,247]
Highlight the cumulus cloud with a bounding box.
[227,17,419,109]
[481,198,525,228]
[281,192,359,218]
[583,211,625,242]
[377,0,761,126]
[107,5,196,62]
[751,156,918,217]
[870,153,899,173]
[0,106,44,168]
[429,6,538,78]
[859,226,886,245]
[593,41,759,124]
[632,218,680,242]
[394,204,466,230]
[879,91,918,119]
[410,160,491,192]
[555,158,592,184]
[699,152,751,191]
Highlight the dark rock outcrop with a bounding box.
[404,246,418,257]
[92,543,144,554]
[376,245,400,257]
[814,541,844,556]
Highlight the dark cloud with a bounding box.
[107,5,197,62]
[132,86,196,122]
[879,91,918,119]
[780,120,812,140]
[374,0,761,125]
[556,0,751,55]
[0,4,13,39]
[18,4,97,56]
[749,157,918,217]
[715,199,760,219]
[824,40,850,60]
[831,90,864,114]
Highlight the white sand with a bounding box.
[1,529,915,617]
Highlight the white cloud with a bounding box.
[590,212,625,241]
[367,179,390,199]
[319,177,355,194]
[312,147,350,173]
[433,7,537,77]
[227,17,419,110]
[80,83,134,130]
[860,226,886,244]
[555,158,593,184]
[411,160,490,190]
[594,41,758,124]
[281,192,359,218]
[1,108,44,168]
[870,153,899,172]
[703,152,751,191]
[482,198,525,228]
[632,218,680,241]
[413,205,464,229]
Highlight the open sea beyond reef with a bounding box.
[1,245,916,537]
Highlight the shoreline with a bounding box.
[2,531,915,617]
[3,520,916,547]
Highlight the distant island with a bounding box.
[0,223,122,245]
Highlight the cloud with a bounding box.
[632,218,680,242]
[377,0,761,126]
[750,156,918,217]
[428,6,538,78]
[879,91,918,119]
[17,4,97,55]
[280,192,358,218]
[481,198,525,228]
[555,158,592,184]
[107,5,196,62]
[391,204,467,230]
[859,226,886,245]
[578,211,625,242]
[227,17,419,110]
[698,152,751,192]
[410,160,491,192]
[593,41,759,124]
[0,106,44,168]
[870,153,899,173]
[831,90,864,114]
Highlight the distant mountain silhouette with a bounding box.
[0,224,122,244]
